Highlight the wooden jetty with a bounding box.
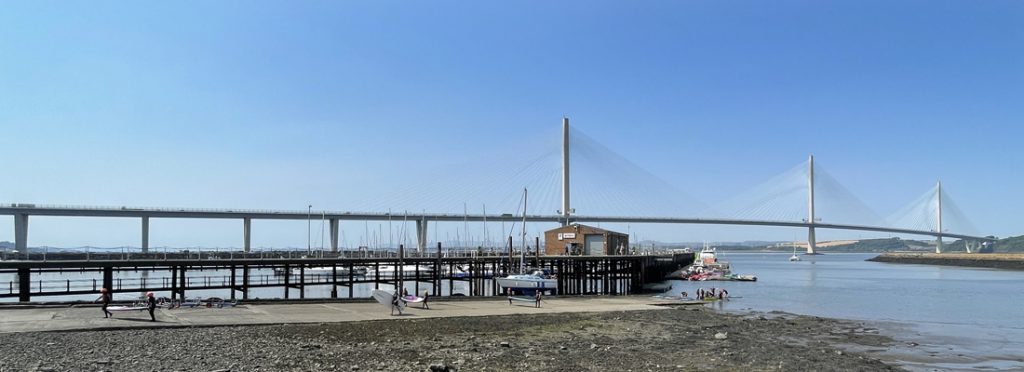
[0,251,691,302]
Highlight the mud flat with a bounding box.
[0,306,898,371]
[869,252,1024,270]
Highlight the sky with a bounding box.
[1,1,1021,249]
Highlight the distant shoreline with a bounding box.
[868,252,1024,270]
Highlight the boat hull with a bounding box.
[495,277,557,291]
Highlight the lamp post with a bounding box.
[307,205,312,256]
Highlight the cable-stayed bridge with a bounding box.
[0,118,994,257]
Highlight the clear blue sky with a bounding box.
[1,1,1021,248]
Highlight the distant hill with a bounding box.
[710,238,939,253]
[0,241,12,250]
[819,238,924,253]
[993,236,1024,252]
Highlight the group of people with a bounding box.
[391,288,431,315]
[694,287,728,300]
[95,288,158,321]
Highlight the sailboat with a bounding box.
[495,188,557,295]
[789,242,802,262]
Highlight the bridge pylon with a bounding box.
[935,181,943,254]
[561,117,572,226]
[806,154,817,255]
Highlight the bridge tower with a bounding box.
[806,154,817,255]
[936,181,943,254]
[561,117,573,226]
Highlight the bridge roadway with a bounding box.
[0,204,993,242]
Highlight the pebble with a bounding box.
[714,332,729,340]
[499,342,510,348]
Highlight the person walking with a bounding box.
[96,288,113,318]
[422,290,430,310]
[390,291,402,316]
[146,292,157,322]
[534,291,542,308]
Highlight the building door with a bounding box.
[584,234,605,256]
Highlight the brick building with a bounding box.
[544,223,629,256]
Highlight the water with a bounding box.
[0,268,483,303]
[667,252,1024,371]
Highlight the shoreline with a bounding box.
[0,298,902,371]
[868,252,1024,270]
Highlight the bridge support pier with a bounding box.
[807,227,817,255]
[17,268,30,302]
[14,213,28,259]
[415,218,427,253]
[329,218,339,253]
[243,217,252,253]
[141,217,150,253]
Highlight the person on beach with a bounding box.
[681,291,688,299]
[96,288,113,318]
[719,288,729,300]
[422,290,430,309]
[697,288,704,300]
[146,292,157,322]
[391,291,402,315]
[534,291,542,308]
[507,288,513,306]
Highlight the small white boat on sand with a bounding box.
[494,188,558,295]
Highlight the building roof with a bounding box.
[545,223,626,236]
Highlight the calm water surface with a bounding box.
[667,252,1024,371]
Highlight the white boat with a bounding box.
[690,244,731,274]
[789,242,802,261]
[495,188,558,295]
[371,264,435,278]
[495,268,557,292]
[293,266,369,276]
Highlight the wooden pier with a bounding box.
[0,253,691,302]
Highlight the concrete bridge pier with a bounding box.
[807,227,817,255]
[243,217,252,253]
[14,213,28,259]
[141,217,150,253]
[415,218,428,253]
[329,218,339,253]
